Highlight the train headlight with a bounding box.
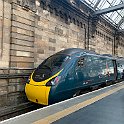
[46,76,61,86]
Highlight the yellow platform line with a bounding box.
[33,84,124,124]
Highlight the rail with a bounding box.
[0,102,42,121]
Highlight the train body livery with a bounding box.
[25,48,124,105]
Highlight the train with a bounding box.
[25,48,124,105]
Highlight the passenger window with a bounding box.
[86,56,103,77]
[78,58,84,67]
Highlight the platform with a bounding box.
[1,81,124,124]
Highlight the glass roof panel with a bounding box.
[83,0,124,29]
[109,0,122,6]
[84,0,98,7]
[111,12,119,20]
[97,1,110,9]
[104,15,116,24]
[118,10,124,18]
[114,15,122,24]
[120,22,124,28]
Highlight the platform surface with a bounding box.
[53,87,124,124]
[1,81,124,124]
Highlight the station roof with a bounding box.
[81,0,124,31]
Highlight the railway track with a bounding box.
[0,102,43,121]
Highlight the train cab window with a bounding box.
[38,54,70,71]
[77,58,84,67]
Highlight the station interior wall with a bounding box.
[0,0,124,110]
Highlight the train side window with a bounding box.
[78,58,84,67]
[86,56,102,77]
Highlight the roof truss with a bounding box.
[95,3,124,15]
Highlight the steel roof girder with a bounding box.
[95,3,124,15]
[118,16,124,27]
[93,0,101,9]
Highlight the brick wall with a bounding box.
[10,2,35,68]
[34,8,86,67]
[1,0,123,69]
[0,0,11,68]
[0,0,124,111]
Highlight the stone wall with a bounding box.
[34,0,124,66]
[34,8,86,67]
[118,35,124,57]
[0,0,11,68]
[0,0,35,110]
[0,0,124,111]
[10,1,35,68]
[1,0,124,69]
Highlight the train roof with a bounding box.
[56,48,96,56]
[56,48,124,60]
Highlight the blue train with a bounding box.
[25,48,124,105]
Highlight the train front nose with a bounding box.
[25,84,50,105]
[25,66,63,105]
[25,67,52,105]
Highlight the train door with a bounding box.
[116,59,124,79]
[75,55,99,87]
[75,57,85,85]
[84,55,100,85]
[112,60,117,80]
